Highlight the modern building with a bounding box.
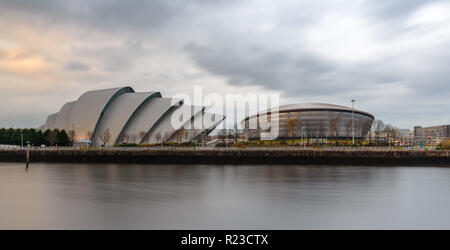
[242,103,374,140]
[39,87,225,146]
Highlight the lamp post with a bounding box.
[351,99,355,145]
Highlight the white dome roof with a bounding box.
[247,102,374,120]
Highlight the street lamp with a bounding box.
[351,99,355,145]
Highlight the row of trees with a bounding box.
[370,120,402,145]
[0,128,72,146]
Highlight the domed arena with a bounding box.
[242,103,375,140]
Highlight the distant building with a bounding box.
[398,129,411,138]
[414,125,450,140]
[414,125,450,145]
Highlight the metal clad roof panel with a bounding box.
[54,101,76,131]
[93,92,160,145]
[66,87,133,140]
[120,97,182,144]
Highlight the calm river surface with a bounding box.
[1,163,450,229]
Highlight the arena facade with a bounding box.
[242,103,374,140]
[39,87,225,146]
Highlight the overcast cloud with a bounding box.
[0,0,449,129]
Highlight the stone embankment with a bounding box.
[1,148,449,165]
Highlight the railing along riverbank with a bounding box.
[0,147,449,165]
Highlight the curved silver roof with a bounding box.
[93,92,161,145]
[121,97,182,144]
[67,87,134,140]
[247,102,374,120]
[39,86,225,145]
[279,103,352,111]
[54,101,76,130]
[184,112,226,141]
[144,105,204,143]
[44,113,58,130]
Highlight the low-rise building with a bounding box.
[414,125,450,145]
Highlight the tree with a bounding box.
[230,125,241,144]
[372,120,385,143]
[345,120,352,140]
[384,124,400,147]
[47,129,59,146]
[171,129,185,144]
[155,132,162,144]
[178,128,187,143]
[86,131,93,141]
[163,132,172,144]
[100,128,112,146]
[219,129,228,143]
[57,130,70,146]
[317,120,323,142]
[122,133,130,143]
[328,116,340,143]
[68,130,77,145]
[139,131,147,143]
[287,118,297,139]
[130,134,138,144]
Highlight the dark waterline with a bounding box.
[1,163,450,229]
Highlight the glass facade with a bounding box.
[243,108,374,140]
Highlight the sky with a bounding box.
[0,0,449,129]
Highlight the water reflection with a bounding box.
[0,163,450,229]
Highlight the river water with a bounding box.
[1,163,449,229]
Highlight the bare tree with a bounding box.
[287,118,297,140]
[68,130,77,145]
[373,120,385,143]
[170,129,182,144]
[122,133,130,143]
[86,131,93,141]
[219,129,228,143]
[305,120,314,142]
[155,132,162,145]
[174,128,187,144]
[345,120,352,140]
[230,125,241,144]
[384,124,400,147]
[328,116,340,143]
[316,120,323,142]
[100,128,112,146]
[138,131,147,143]
[184,129,191,142]
[179,128,187,143]
[163,132,172,144]
[130,134,138,144]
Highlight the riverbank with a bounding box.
[1,148,449,165]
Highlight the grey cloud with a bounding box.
[368,0,433,20]
[184,43,343,96]
[0,0,238,34]
[64,61,90,71]
[1,0,450,129]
